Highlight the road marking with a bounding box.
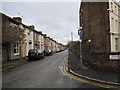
[61,56,119,88]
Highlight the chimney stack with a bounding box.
[13,17,22,23]
[39,31,42,34]
[28,25,35,30]
[43,34,47,37]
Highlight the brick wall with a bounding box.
[80,2,111,53]
[70,41,120,72]
[73,2,120,71]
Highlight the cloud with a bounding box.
[2,2,79,45]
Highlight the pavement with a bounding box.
[1,57,29,71]
[68,52,120,87]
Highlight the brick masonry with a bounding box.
[68,2,120,72]
[80,2,111,53]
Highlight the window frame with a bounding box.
[115,38,118,52]
[35,33,37,41]
[14,43,19,55]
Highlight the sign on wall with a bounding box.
[109,55,120,60]
[78,30,82,36]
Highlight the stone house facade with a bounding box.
[2,12,65,62]
[2,13,28,62]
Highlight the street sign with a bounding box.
[78,30,82,36]
[109,55,120,60]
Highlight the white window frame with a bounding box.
[115,5,116,13]
[115,38,118,52]
[29,32,31,40]
[35,33,37,41]
[14,43,19,55]
[119,9,120,16]
[111,17,114,31]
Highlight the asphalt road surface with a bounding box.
[3,50,100,88]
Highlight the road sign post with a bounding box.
[78,28,83,68]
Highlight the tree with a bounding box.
[3,21,26,43]
[3,21,26,60]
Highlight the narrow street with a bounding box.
[1,1,120,89]
[2,50,99,88]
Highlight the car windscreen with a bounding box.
[29,50,37,53]
[37,49,42,53]
[45,50,48,52]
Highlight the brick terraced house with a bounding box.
[80,0,120,53]
[79,0,120,71]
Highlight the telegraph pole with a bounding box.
[71,32,73,42]
[70,32,73,51]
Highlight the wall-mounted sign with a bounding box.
[109,55,120,60]
[78,30,82,36]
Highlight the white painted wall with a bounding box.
[109,0,120,52]
[24,28,34,56]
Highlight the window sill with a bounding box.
[14,53,20,56]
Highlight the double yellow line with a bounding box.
[61,56,119,89]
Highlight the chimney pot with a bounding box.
[13,17,22,23]
[28,25,35,30]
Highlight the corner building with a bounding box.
[80,0,120,53]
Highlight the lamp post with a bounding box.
[78,27,83,68]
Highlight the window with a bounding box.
[14,43,19,54]
[115,20,117,32]
[119,21,120,29]
[112,18,114,31]
[37,49,42,53]
[35,45,37,49]
[28,31,31,39]
[29,49,37,53]
[35,33,37,41]
[115,38,118,51]
[115,5,116,13]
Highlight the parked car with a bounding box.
[28,49,44,60]
[44,50,52,56]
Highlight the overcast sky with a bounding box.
[1,2,80,45]
[1,0,119,45]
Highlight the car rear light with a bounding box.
[37,52,38,55]
[48,51,49,53]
